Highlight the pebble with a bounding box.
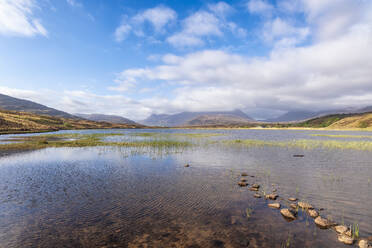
[280,208,296,220]
[298,202,314,209]
[268,202,280,209]
[308,209,319,218]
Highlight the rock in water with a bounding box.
[252,184,260,189]
[184,164,190,167]
[265,194,278,200]
[240,178,247,182]
[338,234,354,245]
[290,203,297,209]
[241,173,248,176]
[268,203,280,209]
[254,193,261,198]
[238,182,248,187]
[308,209,319,218]
[298,202,314,209]
[249,187,259,191]
[280,208,296,220]
[288,197,297,201]
[314,216,334,229]
[334,225,348,234]
[358,239,372,248]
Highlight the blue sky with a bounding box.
[0,0,371,120]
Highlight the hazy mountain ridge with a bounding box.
[265,107,372,123]
[142,110,254,127]
[75,113,137,125]
[0,93,76,119]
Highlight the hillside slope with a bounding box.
[0,93,76,118]
[75,113,137,125]
[327,113,372,129]
[0,110,142,134]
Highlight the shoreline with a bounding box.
[1,126,372,136]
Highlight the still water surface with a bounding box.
[0,129,371,247]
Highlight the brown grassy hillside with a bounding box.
[0,109,143,134]
[327,113,372,129]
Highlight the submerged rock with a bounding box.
[252,184,260,189]
[254,193,261,198]
[314,216,335,229]
[293,154,304,157]
[272,188,277,192]
[308,209,319,218]
[265,194,278,200]
[358,239,372,248]
[241,172,248,176]
[334,225,348,235]
[288,197,297,202]
[184,164,190,167]
[238,182,248,187]
[280,208,296,220]
[240,178,247,182]
[290,203,297,209]
[338,234,354,245]
[268,203,280,209]
[298,202,314,209]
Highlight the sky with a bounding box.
[0,0,371,120]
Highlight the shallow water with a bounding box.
[0,129,371,247]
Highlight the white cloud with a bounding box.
[66,0,82,8]
[114,22,131,42]
[114,6,176,42]
[167,6,246,48]
[208,1,233,17]
[112,16,372,116]
[0,0,47,37]
[246,0,274,15]
[132,6,177,32]
[262,18,310,47]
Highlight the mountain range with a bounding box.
[141,109,255,127]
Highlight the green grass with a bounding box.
[225,138,372,151]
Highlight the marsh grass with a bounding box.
[310,134,372,139]
[225,139,372,151]
[0,133,192,151]
[129,132,223,138]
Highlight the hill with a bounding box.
[0,110,142,134]
[142,109,254,127]
[184,114,257,127]
[75,113,138,125]
[0,93,76,118]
